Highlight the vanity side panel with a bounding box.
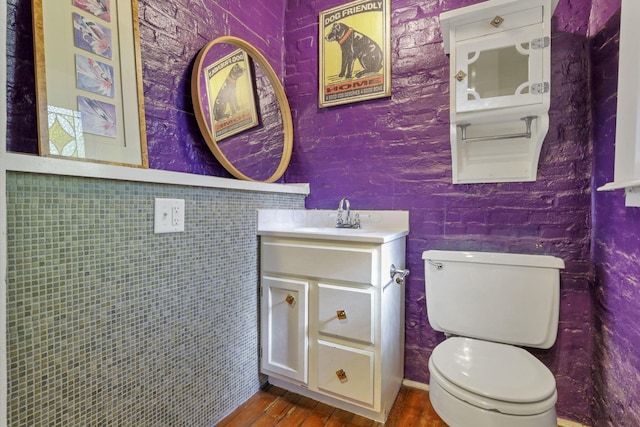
[380,238,406,416]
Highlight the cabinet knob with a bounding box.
[490,15,504,28]
[285,294,295,306]
[336,369,348,382]
[455,70,467,82]
[336,310,347,320]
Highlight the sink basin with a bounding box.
[257,209,409,243]
[294,227,370,233]
[258,227,406,243]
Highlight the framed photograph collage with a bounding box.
[33,0,148,167]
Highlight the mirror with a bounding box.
[467,45,530,100]
[191,36,293,182]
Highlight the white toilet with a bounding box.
[422,250,565,427]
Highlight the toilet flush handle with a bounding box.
[390,264,410,285]
[426,259,444,270]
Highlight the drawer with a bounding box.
[455,7,542,41]
[318,283,374,344]
[317,341,374,406]
[262,241,376,284]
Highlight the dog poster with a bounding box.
[319,0,391,108]
[204,49,259,141]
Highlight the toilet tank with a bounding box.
[422,250,565,349]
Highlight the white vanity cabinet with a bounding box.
[259,235,406,422]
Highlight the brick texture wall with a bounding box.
[8,0,640,424]
[5,0,285,177]
[590,0,640,425]
[283,0,594,424]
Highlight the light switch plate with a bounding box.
[154,198,185,233]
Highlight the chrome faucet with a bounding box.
[336,197,360,228]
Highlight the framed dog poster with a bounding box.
[319,0,391,108]
[204,49,259,142]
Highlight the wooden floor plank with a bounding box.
[217,384,567,427]
[387,387,428,427]
[216,385,446,426]
[218,387,286,427]
[324,408,356,426]
[251,392,304,427]
[296,401,335,427]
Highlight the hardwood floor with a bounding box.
[217,385,447,426]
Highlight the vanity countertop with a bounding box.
[257,209,409,244]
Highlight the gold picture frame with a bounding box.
[32,0,148,167]
[319,0,391,108]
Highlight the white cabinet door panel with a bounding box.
[261,276,309,384]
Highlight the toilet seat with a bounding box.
[429,337,557,415]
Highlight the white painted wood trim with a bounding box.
[5,152,310,196]
[599,0,640,207]
[557,418,590,427]
[1,0,9,425]
[401,378,430,391]
[597,178,640,191]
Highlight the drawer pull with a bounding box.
[336,310,347,320]
[336,369,348,382]
[285,294,295,306]
[490,15,504,28]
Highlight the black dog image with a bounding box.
[325,22,383,79]
[213,63,244,121]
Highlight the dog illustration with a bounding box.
[325,22,383,79]
[213,63,244,121]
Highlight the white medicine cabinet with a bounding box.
[440,0,558,184]
[597,0,640,207]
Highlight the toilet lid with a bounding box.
[431,337,556,403]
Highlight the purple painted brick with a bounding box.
[6,0,640,424]
[591,1,640,424]
[283,0,595,423]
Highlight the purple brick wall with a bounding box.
[283,0,594,423]
[7,0,640,424]
[591,0,640,425]
[5,0,285,178]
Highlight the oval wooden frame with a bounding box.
[191,36,293,183]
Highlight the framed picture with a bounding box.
[204,49,259,142]
[32,0,148,167]
[319,0,391,108]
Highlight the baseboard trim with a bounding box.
[401,379,590,427]
[401,379,430,391]
[557,419,590,427]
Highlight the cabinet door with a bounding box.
[455,23,545,113]
[261,276,309,384]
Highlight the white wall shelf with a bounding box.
[5,152,309,195]
[596,0,640,207]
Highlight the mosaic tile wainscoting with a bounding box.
[6,172,305,426]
